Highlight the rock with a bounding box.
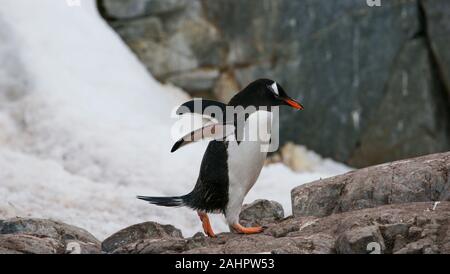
[213,71,240,103]
[271,233,335,254]
[0,234,64,254]
[394,238,434,254]
[101,221,183,253]
[101,0,187,19]
[239,199,284,227]
[421,0,450,96]
[109,202,450,254]
[166,69,220,95]
[100,0,450,167]
[336,226,385,254]
[104,0,226,84]
[101,0,150,19]
[392,235,408,253]
[381,223,410,251]
[292,152,450,218]
[113,238,188,254]
[0,218,101,254]
[408,226,423,240]
[349,38,450,167]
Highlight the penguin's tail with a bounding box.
[137,195,185,207]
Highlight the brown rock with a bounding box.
[0,218,100,254]
[336,226,385,254]
[239,199,284,227]
[102,221,183,253]
[292,152,450,218]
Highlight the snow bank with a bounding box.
[0,0,351,239]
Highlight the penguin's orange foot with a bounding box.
[232,223,264,234]
[197,212,216,238]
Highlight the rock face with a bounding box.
[422,0,450,97]
[0,218,101,254]
[99,0,450,167]
[292,152,450,218]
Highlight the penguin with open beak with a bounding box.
[138,79,303,237]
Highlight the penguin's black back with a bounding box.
[183,140,229,213]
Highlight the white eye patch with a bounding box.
[271,82,279,96]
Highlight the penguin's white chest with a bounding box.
[224,110,272,224]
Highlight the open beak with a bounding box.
[284,98,304,110]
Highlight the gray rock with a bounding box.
[166,69,220,95]
[104,0,225,83]
[408,226,423,239]
[239,199,284,227]
[113,238,188,254]
[213,71,240,103]
[394,238,434,254]
[381,223,410,243]
[102,221,183,253]
[101,0,150,19]
[291,152,450,218]
[0,218,99,243]
[336,226,386,254]
[349,38,450,167]
[392,234,408,253]
[101,0,187,19]
[421,0,450,96]
[0,218,100,254]
[381,223,410,251]
[100,0,450,167]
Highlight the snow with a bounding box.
[0,0,352,240]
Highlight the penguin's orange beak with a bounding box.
[284,98,304,110]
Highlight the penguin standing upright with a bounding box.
[138,79,303,237]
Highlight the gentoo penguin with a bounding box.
[138,79,303,237]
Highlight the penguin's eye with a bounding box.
[268,82,279,97]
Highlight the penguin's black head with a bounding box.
[229,79,304,110]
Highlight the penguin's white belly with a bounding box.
[225,110,272,225]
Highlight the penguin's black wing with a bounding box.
[171,122,235,153]
[176,99,232,124]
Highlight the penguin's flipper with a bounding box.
[171,122,235,153]
[176,99,230,123]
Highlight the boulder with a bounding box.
[336,226,386,254]
[292,152,450,218]
[0,218,101,254]
[239,199,284,227]
[101,221,183,253]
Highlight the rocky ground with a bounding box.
[1,152,449,254]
